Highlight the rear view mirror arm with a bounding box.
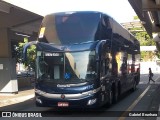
[22,41,38,62]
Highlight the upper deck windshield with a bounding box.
[36,50,96,84]
[38,12,100,44]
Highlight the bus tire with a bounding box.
[113,85,118,103]
[108,90,113,106]
[118,82,121,98]
[131,80,137,92]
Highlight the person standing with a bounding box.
[148,68,155,83]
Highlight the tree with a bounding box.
[129,16,156,61]
[136,32,156,61]
[134,32,155,46]
[133,16,139,20]
[13,38,36,71]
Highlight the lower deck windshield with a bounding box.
[36,50,96,83]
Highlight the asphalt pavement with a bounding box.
[0,74,160,120]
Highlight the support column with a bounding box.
[0,28,18,93]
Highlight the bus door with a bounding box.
[120,52,128,93]
[100,50,112,104]
[127,54,135,89]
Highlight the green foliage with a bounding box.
[134,32,155,46]
[130,16,156,61]
[141,51,156,61]
[155,51,160,59]
[13,38,36,70]
[133,31,156,61]
[133,16,139,20]
[25,45,36,71]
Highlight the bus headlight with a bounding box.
[87,98,97,105]
[82,87,100,96]
[35,89,46,95]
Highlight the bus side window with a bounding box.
[101,60,106,77]
[105,53,111,75]
[120,52,128,75]
[131,54,135,73]
[100,52,111,78]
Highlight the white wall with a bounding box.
[140,61,160,74]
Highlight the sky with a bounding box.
[4,0,136,23]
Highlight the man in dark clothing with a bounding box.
[149,68,155,83]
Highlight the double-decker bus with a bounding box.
[23,11,140,108]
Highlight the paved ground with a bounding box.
[0,74,160,113]
[0,88,34,107]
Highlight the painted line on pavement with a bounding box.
[118,76,160,120]
[156,76,160,120]
[156,104,160,120]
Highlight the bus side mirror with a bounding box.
[22,41,37,62]
[22,43,28,62]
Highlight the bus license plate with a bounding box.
[58,102,69,107]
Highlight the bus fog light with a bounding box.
[87,98,97,105]
[36,98,42,104]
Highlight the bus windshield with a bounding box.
[36,50,96,84]
[39,12,100,44]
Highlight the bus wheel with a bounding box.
[118,82,121,98]
[108,90,113,106]
[132,80,137,92]
[113,87,118,103]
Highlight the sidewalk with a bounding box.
[0,88,35,107]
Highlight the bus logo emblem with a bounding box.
[61,94,65,99]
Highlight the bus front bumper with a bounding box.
[35,92,100,108]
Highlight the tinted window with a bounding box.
[36,50,96,84]
[39,12,100,44]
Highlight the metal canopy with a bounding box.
[121,21,145,32]
[0,1,43,41]
[128,0,160,38]
[128,0,160,50]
